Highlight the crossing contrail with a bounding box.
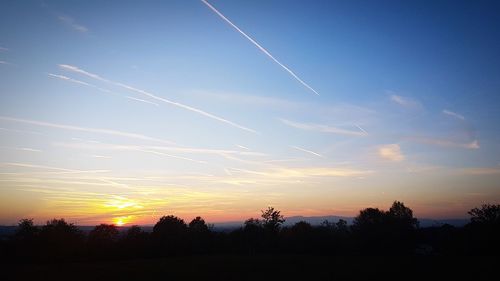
[201,0,319,96]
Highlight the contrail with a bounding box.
[201,0,319,96]
[290,145,323,158]
[48,73,111,93]
[354,124,368,135]
[59,64,258,134]
[0,116,175,145]
[126,96,159,106]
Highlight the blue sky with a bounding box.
[1,0,499,225]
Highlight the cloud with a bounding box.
[196,91,300,110]
[443,109,465,120]
[459,167,500,175]
[409,137,479,150]
[0,116,175,145]
[0,60,12,65]
[91,155,112,159]
[280,118,367,136]
[236,144,250,150]
[378,144,404,162]
[58,64,257,133]
[390,94,421,108]
[58,15,88,33]
[201,0,319,96]
[0,47,8,52]
[290,145,323,158]
[48,73,112,93]
[19,148,42,153]
[238,167,373,178]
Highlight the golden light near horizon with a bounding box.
[104,196,143,210]
[114,216,130,226]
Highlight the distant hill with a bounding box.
[211,215,468,230]
[0,216,469,237]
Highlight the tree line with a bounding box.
[1,201,499,262]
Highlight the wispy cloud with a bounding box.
[409,137,479,150]
[58,15,88,33]
[201,0,319,96]
[280,118,367,136]
[0,116,175,145]
[197,91,300,110]
[0,162,107,174]
[378,144,404,162]
[443,109,465,120]
[58,64,257,133]
[19,148,43,152]
[0,146,42,153]
[236,144,250,150]
[459,167,500,175]
[290,145,323,158]
[236,166,373,178]
[0,60,12,65]
[0,47,8,52]
[390,94,421,109]
[91,155,112,159]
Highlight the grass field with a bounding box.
[2,254,496,281]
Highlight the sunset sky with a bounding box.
[1,0,499,226]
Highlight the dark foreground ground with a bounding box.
[2,254,497,281]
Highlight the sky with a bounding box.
[1,0,500,226]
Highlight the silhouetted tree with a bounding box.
[189,216,210,233]
[352,208,386,231]
[468,204,500,226]
[15,219,39,240]
[125,225,147,240]
[153,215,188,237]
[39,218,83,260]
[152,215,188,255]
[290,221,313,234]
[121,225,149,258]
[466,204,500,254]
[244,218,262,232]
[261,207,285,232]
[388,201,419,229]
[8,202,500,260]
[336,219,349,233]
[352,202,418,253]
[188,217,212,253]
[12,219,40,260]
[87,224,119,259]
[282,221,314,253]
[88,224,119,243]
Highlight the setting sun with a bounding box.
[114,217,129,226]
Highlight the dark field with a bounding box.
[2,254,497,281]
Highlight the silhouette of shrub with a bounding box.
[152,215,188,256]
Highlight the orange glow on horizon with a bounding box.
[114,216,131,226]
